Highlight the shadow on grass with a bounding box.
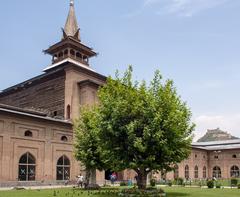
[73,187,120,191]
[167,192,190,197]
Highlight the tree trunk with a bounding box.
[85,168,96,187]
[89,169,96,184]
[85,168,91,187]
[137,170,148,190]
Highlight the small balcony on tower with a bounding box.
[52,48,89,65]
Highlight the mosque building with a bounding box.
[0,1,239,187]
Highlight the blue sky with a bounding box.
[1,0,240,140]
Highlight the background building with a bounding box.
[161,139,240,181]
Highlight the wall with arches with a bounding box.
[150,147,240,181]
[208,149,240,179]
[0,110,83,186]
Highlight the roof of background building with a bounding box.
[197,128,238,142]
[192,139,240,150]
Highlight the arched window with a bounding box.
[185,165,189,180]
[53,54,58,61]
[61,136,68,142]
[203,166,207,179]
[64,49,68,56]
[174,165,179,179]
[18,152,36,181]
[76,52,82,59]
[230,166,240,178]
[24,130,33,137]
[58,52,63,58]
[232,154,237,159]
[67,105,71,119]
[194,166,198,179]
[53,111,58,117]
[56,155,70,181]
[70,49,75,57]
[83,55,89,63]
[213,166,221,179]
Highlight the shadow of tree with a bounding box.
[167,192,190,197]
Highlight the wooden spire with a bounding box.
[63,0,80,41]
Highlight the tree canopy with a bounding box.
[74,107,108,185]
[74,66,194,189]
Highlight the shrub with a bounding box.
[207,180,214,188]
[231,178,238,187]
[150,179,156,187]
[133,183,137,189]
[237,184,240,189]
[13,187,25,190]
[84,183,101,190]
[168,180,172,187]
[175,178,184,185]
[120,182,127,186]
[216,183,221,189]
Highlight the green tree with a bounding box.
[74,107,108,186]
[74,66,194,189]
[97,67,194,189]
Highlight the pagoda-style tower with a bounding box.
[44,0,96,70]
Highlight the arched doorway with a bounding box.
[56,155,70,180]
[194,166,198,179]
[18,152,36,181]
[213,166,221,178]
[105,169,113,180]
[230,165,240,178]
[104,170,121,181]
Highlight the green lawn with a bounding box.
[0,187,239,197]
[0,188,105,197]
[164,187,240,197]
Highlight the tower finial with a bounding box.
[63,0,80,40]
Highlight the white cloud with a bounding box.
[143,0,231,17]
[193,114,240,141]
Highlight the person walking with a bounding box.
[77,174,84,188]
[110,172,117,185]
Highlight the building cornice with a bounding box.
[0,107,72,126]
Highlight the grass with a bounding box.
[0,188,118,197]
[164,187,240,197]
[0,187,239,197]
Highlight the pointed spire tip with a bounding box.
[63,0,80,40]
